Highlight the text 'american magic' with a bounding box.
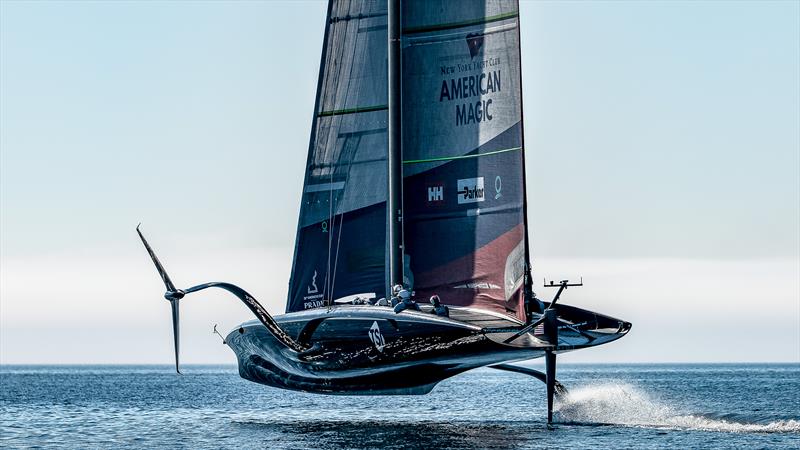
[439,70,501,126]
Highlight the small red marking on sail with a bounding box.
[533,324,545,335]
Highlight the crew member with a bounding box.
[390,284,404,307]
[531,292,545,314]
[428,295,449,318]
[393,289,421,314]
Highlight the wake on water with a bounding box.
[554,383,800,434]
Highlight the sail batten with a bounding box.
[330,12,387,23]
[317,105,388,117]
[402,11,518,35]
[402,146,521,165]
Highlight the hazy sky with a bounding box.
[1,1,798,364]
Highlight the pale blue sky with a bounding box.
[1,1,798,364]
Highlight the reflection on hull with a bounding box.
[225,305,629,395]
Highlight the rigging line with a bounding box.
[323,17,343,304]
[320,7,347,304]
[329,201,346,299]
[329,137,359,298]
[324,0,368,304]
[324,121,336,301]
[322,105,338,301]
[329,0,370,301]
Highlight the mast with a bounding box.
[387,0,403,297]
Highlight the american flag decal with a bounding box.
[533,324,545,335]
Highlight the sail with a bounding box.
[401,0,528,320]
[286,0,389,312]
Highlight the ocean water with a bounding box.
[1,364,798,449]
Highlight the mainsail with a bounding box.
[401,0,529,320]
[288,0,530,320]
[287,0,390,312]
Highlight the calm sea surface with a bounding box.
[1,364,798,449]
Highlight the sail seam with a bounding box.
[317,105,388,117]
[402,11,519,35]
[402,146,521,164]
[329,12,387,24]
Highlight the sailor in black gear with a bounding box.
[393,289,421,313]
[531,292,544,314]
[428,295,449,317]
[390,284,403,307]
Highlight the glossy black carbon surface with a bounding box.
[225,305,629,395]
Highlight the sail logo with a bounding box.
[466,33,484,58]
[427,184,444,203]
[303,269,324,308]
[307,270,319,294]
[368,321,385,352]
[457,177,485,204]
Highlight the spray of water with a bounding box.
[555,383,800,434]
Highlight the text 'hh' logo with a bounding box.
[427,184,444,202]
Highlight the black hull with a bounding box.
[225,305,629,395]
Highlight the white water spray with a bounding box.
[555,382,800,434]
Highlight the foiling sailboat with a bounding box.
[138,0,630,424]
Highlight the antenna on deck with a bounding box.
[544,277,583,287]
[542,278,583,308]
